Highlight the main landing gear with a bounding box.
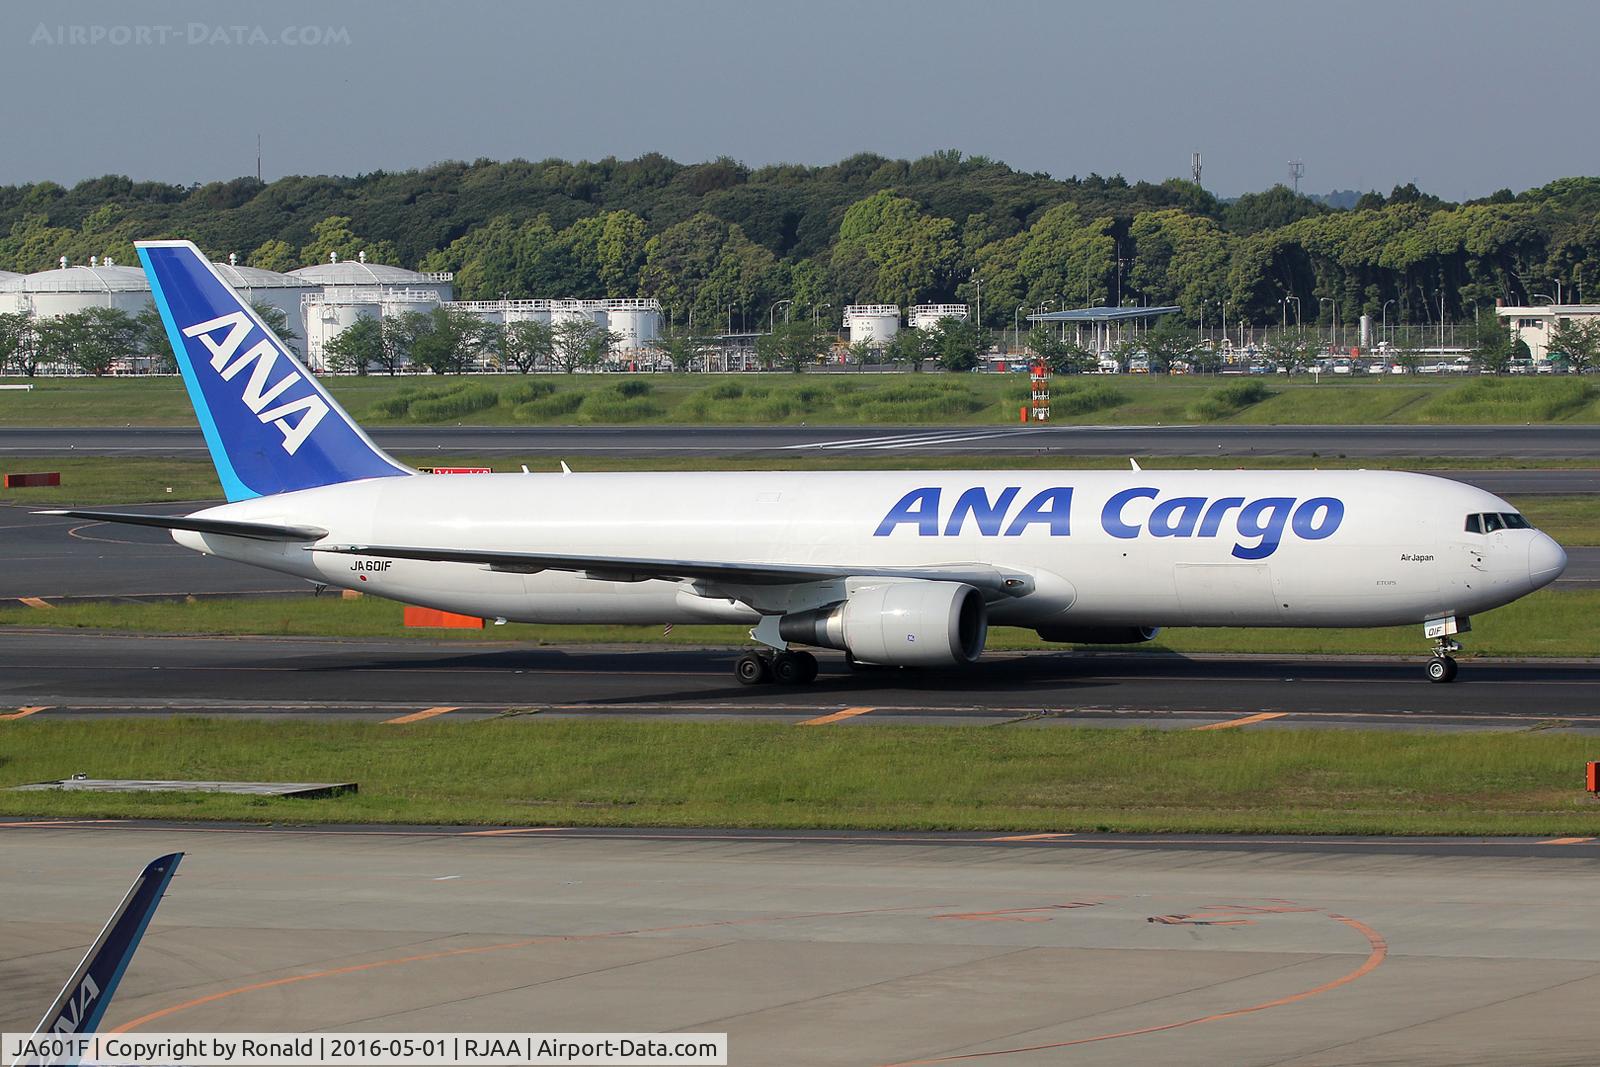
[735,649,819,686]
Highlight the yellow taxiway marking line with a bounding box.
[1538,837,1595,845]
[798,706,877,726]
[18,597,52,609]
[988,832,1077,842]
[462,827,573,837]
[0,706,49,720]
[1193,711,1288,731]
[382,705,461,725]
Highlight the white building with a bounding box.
[843,304,901,346]
[449,297,662,362]
[0,259,153,319]
[1496,303,1600,363]
[212,255,318,351]
[294,252,455,370]
[908,304,969,330]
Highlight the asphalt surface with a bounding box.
[2,496,1595,603]
[5,422,1600,457]
[3,823,1598,1065]
[4,630,1598,731]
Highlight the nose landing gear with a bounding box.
[1422,615,1470,683]
[735,649,819,686]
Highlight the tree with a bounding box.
[501,318,556,373]
[323,314,383,375]
[300,215,400,267]
[249,239,297,272]
[552,317,616,373]
[377,311,431,375]
[132,304,174,373]
[927,316,985,373]
[660,332,711,372]
[43,307,139,376]
[844,338,875,370]
[885,326,934,371]
[1545,317,1600,372]
[1471,312,1515,373]
[1261,328,1319,374]
[1141,316,1198,374]
[755,319,827,373]
[1026,326,1094,374]
[0,311,38,376]
[411,306,497,375]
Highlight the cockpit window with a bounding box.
[1465,512,1531,534]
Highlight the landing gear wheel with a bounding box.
[735,652,771,686]
[771,651,818,685]
[1426,656,1458,683]
[772,653,805,685]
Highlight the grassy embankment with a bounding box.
[4,372,1598,426]
[1,718,1597,835]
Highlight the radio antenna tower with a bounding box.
[1191,152,1202,186]
[1288,159,1305,195]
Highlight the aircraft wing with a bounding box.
[36,509,329,542]
[310,543,1034,596]
[28,852,183,1041]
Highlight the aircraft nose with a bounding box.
[1528,532,1567,589]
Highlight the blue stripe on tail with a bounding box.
[137,240,411,501]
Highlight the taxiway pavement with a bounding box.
[2,822,1597,1066]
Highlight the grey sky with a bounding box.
[4,0,1594,200]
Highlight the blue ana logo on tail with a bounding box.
[138,240,409,501]
[181,311,329,455]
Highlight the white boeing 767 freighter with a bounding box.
[45,241,1566,685]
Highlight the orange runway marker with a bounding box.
[988,832,1076,842]
[18,597,52,609]
[1538,837,1595,845]
[798,706,875,726]
[462,827,573,837]
[1193,711,1286,731]
[382,706,460,725]
[0,706,49,720]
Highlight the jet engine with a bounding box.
[778,581,987,667]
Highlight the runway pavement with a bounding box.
[5,422,1600,457]
[2,822,1597,1065]
[3,630,1598,731]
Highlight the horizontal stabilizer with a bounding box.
[311,543,1032,596]
[38,509,328,542]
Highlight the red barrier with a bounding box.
[1588,762,1598,794]
[404,606,485,629]
[4,472,61,488]
[418,466,491,475]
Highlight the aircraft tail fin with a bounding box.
[136,240,411,501]
[28,852,183,1043]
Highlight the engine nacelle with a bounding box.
[779,581,988,667]
[1034,624,1161,645]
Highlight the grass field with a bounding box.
[1,719,1597,835]
[5,372,1599,427]
[3,587,1594,657]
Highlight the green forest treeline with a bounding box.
[3,151,1595,330]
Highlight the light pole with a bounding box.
[1014,304,1025,354]
[813,302,831,328]
[1286,295,1301,330]
[971,273,982,329]
[769,299,792,332]
[1319,298,1337,350]
[1382,299,1395,348]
